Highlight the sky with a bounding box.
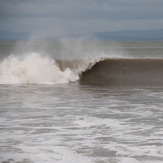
[0,0,163,38]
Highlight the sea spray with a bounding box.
[0,40,128,85]
[0,53,79,84]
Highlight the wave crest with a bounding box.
[0,53,79,84]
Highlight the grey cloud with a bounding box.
[0,0,163,37]
[1,0,163,19]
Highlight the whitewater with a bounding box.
[0,41,163,163]
[0,53,80,84]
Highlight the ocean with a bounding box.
[0,40,163,163]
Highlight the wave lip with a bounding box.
[80,58,163,86]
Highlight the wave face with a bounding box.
[80,58,163,86]
[0,53,79,84]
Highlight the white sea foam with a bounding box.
[0,53,79,84]
[0,84,163,163]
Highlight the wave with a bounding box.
[0,53,79,84]
[80,58,163,86]
[0,52,102,85]
[1,53,163,86]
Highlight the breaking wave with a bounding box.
[1,52,163,86]
[0,52,103,85]
[80,58,163,86]
[0,53,80,84]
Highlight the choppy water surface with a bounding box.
[0,84,163,163]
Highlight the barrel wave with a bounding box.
[80,58,163,86]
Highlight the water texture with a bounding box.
[0,41,163,163]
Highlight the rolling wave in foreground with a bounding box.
[1,52,163,86]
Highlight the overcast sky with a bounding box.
[0,0,163,38]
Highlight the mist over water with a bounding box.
[0,39,130,61]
